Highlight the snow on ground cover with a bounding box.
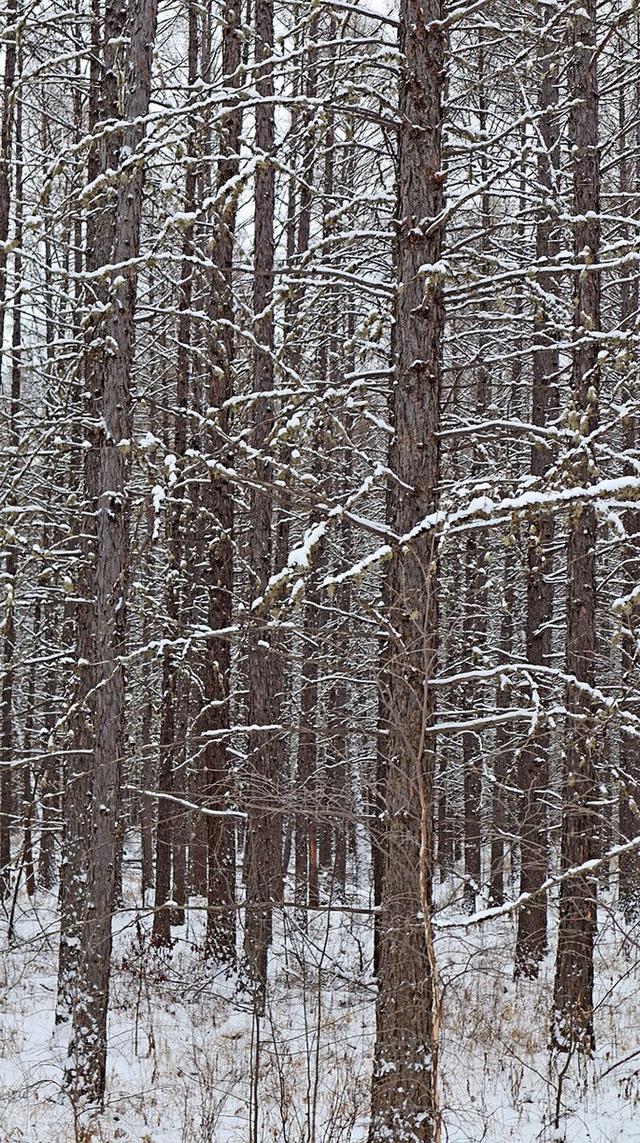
[1,866,640,1141]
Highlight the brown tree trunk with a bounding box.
[552,0,600,1055]
[38,631,58,893]
[151,6,199,942]
[295,545,322,915]
[169,0,200,932]
[243,0,282,1007]
[63,0,159,1103]
[0,0,17,347]
[0,54,21,897]
[617,54,640,921]
[370,2,445,1138]
[193,0,244,966]
[514,18,560,977]
[462,42,491,913]
[489,564,515,907]
[151,648,176,946]
[57,0,121,1024]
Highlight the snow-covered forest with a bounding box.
[1,0,640,1138]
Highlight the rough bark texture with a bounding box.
[57,0,125,1024]
[489,562,515,907]
[0,0,17,339]
[199,0,243,963]
[617,67,640,921]
[462,39,490,915]
[552,0,600,1055]
[63,0,159,1103]
[0,0,19,896]
[295,527,322,915]
[370,2,444,1138]
[151,0,196,948]
[515,20,560,978]
[243,0,282,1005]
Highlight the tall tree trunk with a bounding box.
[551,0,600,1055]
[0,72,22,897]
[198,0,243,965]
[293,20,321,917]
[57,0,124,1025]
[617,49,640,921]
[461,40,491,914]
[63,0,159,1103]
[152,0,198,941]
[243,0,282,1006]
[0,0,17,347]
[370,2,445,1139]
[0,0,19,891]
[515,17,560,977]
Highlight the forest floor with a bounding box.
[0,862,639,1142]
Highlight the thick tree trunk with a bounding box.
[63,0,159,1103]
[551,0,600,1055]
[616,64,640,921]
[370,2,445,1139]
[57,0,125,1025]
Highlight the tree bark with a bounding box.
[551,0,600,1055]
[616,52,640,921]
[370,1,445,1138]
[197,0,244,965]
[63,0,159,1103]
[57,0,126,1024]
[0,49,21,897]
[515,16,560,977]
[243,0,282,1007]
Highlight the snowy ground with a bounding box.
[1,865,640,1142]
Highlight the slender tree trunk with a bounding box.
[293,21,321,916]
[139,517,156,901]
[0,0,21,900]
[170,0,200,932]
[38,638,58,892]
[243,0,282,1005]
[295,543,322,914]
[0,0,17,346]
[22,625,37,901]
[151,646,175,946]
[489,564,515,906]
[370,2,445,1139]
[552,0,600,1055]
[461,40,491,914]
[1,81,24,898]
[515,20,560,977]
[151,7,200,943]
[193,0,244,966]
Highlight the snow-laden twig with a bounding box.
[436,831,640,930]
